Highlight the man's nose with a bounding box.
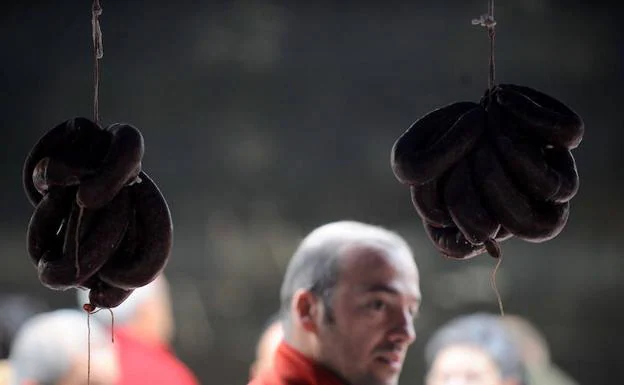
[389,308,416,344]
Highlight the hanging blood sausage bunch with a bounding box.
[23,117,173,309]
[391,84,584,260]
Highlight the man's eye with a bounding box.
[368,299,386,310]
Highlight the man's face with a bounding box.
[250,321,284,379]
[315,244,421,385]
[426,345,516,385]
[56,346,119,385]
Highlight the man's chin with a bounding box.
[373,356,403,373]
[368,359,403,385]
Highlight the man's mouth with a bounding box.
[375,352,403,371]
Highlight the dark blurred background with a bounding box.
[1,1,622,384]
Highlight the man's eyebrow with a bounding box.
[361,284,399,294]
[359,284,421,302]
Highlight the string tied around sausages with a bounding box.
[22,1,174,385]
[471,0,505,317]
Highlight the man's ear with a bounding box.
[292,289,320,333]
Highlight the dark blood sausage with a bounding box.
[26,187,76,267]
[37,189,131,290]
[494,227,513,242]
[472,141,570,243]
[409,176,454,228]
[77,123,144,209]
[423,222,486,260]
[543,147,580,203]
[98,172,173,290]
[86,277,134,309]
[391,103,485,185]
[32,157,97,195]
[494,84,584,149]
[23,117,111,207]
[389,84,583,261]
[444,157,500,245]
[487,101,564,202]
[391,101,478,185]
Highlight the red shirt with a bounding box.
[249,342,346,385]
[111,327,199,385]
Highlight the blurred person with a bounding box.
[424,313,525,385]
[76,275,199,385]
[500,315,578,385]
[0,294,50,385]
[8,308,118,385]
[249,220,422,385]
[249,314,283,380]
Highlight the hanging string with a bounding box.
[92,0,103,126]
[473,0,504,317]
[108,308,116,343]
[84,7,104,385]
[85,305,93,385]
[83,303,116,385]
[472,0,497,103]
[491,254,504,316]
[485,239,505,316]
[75,0,104,289]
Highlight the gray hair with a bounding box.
[279,220,413,326]
[0,294,49,359]
[9,309,109,385]
[425,313,525,381]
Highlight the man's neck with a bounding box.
[283,330,318,360]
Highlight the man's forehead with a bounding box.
[339,242,417,273]
[338,243,420,294]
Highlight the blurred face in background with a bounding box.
[426,345,518,385]
[249,321,283,379]
[55,346,119,385]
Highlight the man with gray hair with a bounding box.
[249,220,422,385]
[75,275,199,385]
[424,312,526,385]
[500,315,578,385]
[0,294,50,385]
[249,313,283,380]
[8,308,118,385]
